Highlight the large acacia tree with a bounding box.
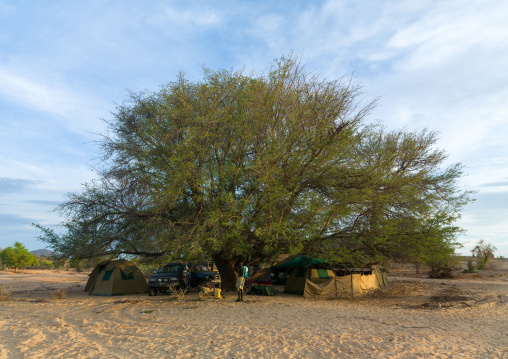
[36,57,471,289]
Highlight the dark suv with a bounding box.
[188,263,221,288]
[148,262,190,296]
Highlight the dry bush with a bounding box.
[0,285,11,301]
[430,286,473,303]
[198,289,214,300]
[367,281,429,298]
[114,299,143,304]
[168,285,187,300]
[53,288,67,299]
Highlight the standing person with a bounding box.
[177,265,187,290]
[235,261,249,302]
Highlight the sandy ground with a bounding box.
[1,261,507,359]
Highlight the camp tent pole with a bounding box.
[351,268,354,297]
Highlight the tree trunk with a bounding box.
[212,252,238,292]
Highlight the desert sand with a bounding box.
[1,261,507,359]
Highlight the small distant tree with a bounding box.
[472,240,497,269]
[422,230,461,278]
[0,242,39,272]
[41,260,54,269]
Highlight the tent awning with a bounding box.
[271,256,326,269]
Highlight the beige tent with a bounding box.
[303,266,387,298]
[85,259,148,296]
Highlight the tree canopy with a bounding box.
[35,56,472,289]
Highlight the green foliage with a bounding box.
[0,242,39,272]
[34,55,473,287]
[422,235,461,278]
[426,252,461,278]
[129,258,161,276]
[69,258,80,269]
[472,240,497,270]
[41,260,54,269]
[463,259,477,273]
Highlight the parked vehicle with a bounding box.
[148,262,190,296]
[188,263,221,288]
[148,262,221,296]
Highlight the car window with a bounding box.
[158,265,181,273]
[193,265,209,272]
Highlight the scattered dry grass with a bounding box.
[0,285,11,301]
[429,286,473,303]
[114,299,144,305]
[168,285,188,300]
[53,288,67,299]
[366,280,429,298]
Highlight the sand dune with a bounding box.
[1,264,507,358]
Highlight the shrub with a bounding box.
[426,253,461,278]
[41,260,54,269]
[53,288,67,299]
[463,259,476,273]
[168,285,187,301]
[0,285,11,301]
[472,240,497,269]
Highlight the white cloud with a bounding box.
[387,1,508,71]
[159,6,223,29]
[0,66,106,134]
[0,158,94,193]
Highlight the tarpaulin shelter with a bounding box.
[272,256,386,297]
[271,256,327,269]
[284,267,335,294]
[303,266,387,298]
[85,259,148,296]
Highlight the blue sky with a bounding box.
[0,0,507,256]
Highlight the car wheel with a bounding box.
[148,287,158,296]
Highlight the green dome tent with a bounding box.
[85,259,148,296]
